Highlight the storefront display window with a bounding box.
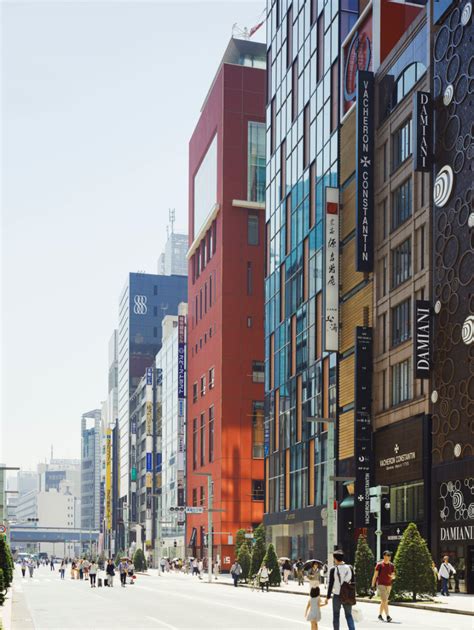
[390,480,424,523]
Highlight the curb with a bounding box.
[211,580,473,616]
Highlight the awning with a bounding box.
[339,496,355,508]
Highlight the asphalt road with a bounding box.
[10,565,474,630]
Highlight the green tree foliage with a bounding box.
[0,568,5,606]
[133,548,147,572]
[235,529,247,557]
[354,534,375,596]
[0,539,13,589]
[250,524,266,577]
[237,543,251,582]
[263,543,281,586]
[392,522,435,601]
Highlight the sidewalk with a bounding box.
[141,568,474,616]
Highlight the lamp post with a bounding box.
[305,418,337,568]
[194,472,213,583]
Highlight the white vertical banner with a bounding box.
[324,187,339,352]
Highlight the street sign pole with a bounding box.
[207,475,212,584]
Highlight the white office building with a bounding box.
[157,232,188,277]
[156,303,187,558]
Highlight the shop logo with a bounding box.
[461,2,472,26]
[462,315,474,345]
[344,31,372,104]
[133,295,148,315]
[394,444,400,454]
[433,165,454,207]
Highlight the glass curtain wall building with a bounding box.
[264,0,358,560]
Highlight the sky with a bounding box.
[1,0,265,470]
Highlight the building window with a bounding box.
[209,274,213,306]
[280,140,286,199]
[330,61,339,133]
[391,178,412,231]
[208,405,214,463]
[200,375,206,397]
[317,15,324,82]
[248,122,266,202]
[192,382,198,403]
[153,327,157,337]
[392,119,412,172]
[303,104,310,169]
[392,358,411,406]
[252,361,265,383]
[192,488,197,507]
[392,238,412,288]
[252,401,265,458]
[392,298,411,347]
[212,220,217,255]
[192,419,198,470]
[382,141,388,182]
[247,262,253,295]
[390,481,424,523]
[208,367,215,389]
[291,59,298,122]
[271,98,276,154]
[200,486,205,506]
[381,369,387,410]
[153,285,157,295]
[200,413,205,466]
[252,479,264,501]
[286,5,293,68]
[247,316,253,328]
[381,198,388,240]
[248,214,259,246]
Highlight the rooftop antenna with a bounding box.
[169,208,175,234]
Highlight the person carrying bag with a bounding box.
[325,550,356,630]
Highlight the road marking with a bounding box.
[138,585,307,625]
[146,615,179,629]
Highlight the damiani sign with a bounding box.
[440,525,474,542]
[414,300,431,378]
[413,92,432,172]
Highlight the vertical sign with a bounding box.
[105,429,112,531]
[324,187,339,351]
[414,301,431,378]
[354,327,373,529]
[356,70,374,272]
[146,367,153,385]
[413,92,432,172]
[177,314,186,507]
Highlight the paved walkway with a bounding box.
[143,568,474,615]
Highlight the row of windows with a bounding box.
[192,367,215,403]
[379,358,413,410]
[191,220,216,284]
[191,479,263,507]
[193,272,215,326]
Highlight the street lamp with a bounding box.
[194,472,213,583]
[305,417,337,568]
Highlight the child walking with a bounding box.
[304,586,327,629]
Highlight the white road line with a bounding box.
[138,585,307,626]
[145,615,179,630]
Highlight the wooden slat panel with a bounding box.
[340,284,373,353]
[316,293,322,359]
[285,449,290,510]
[323,357,329,419]
[270,333,275,390]
[338,410,354,460]
[291,314,296,376]
[303,237,309,302]
[341,240,359,294]
[340,108,356,185]
[308,439,315,506]
[296,374,302,442]
[265,459,269,513]
[341,179,356,240]
[280,262,286,322]
[339,354,355,408]
[275,389,280,452]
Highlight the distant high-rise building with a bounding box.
[117,272,187,549]
[81,409,101,531]
[157,232,188,277]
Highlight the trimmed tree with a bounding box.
[235,529,247,557]
[237,543,251,582]
[0,539,13,589]
[0,568,5,606]
[392,522,435,601]
[263,543,281,586]
[133,548,147,572]
[354,534,375,596]
[250,524,266,578]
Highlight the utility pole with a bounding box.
[194,472,213,583]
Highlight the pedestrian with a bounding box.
[127,561,135,584]
[283,559,292,584]
[197,559,203,580]
[230,559,242,587]
[106,559,115,587]
[296,558,305,586]
[305,586,327,629]
[79,559,84,580]
[371,550,396,623]
[308,561,322,587]
[213,559,219,581]
[191,558,199,576]
[59,560,66,579]
[21,559,27,578]
[325,550,356,630]
[83,558,90,580]
[119,559,128,587]
[70,560,76,579]
[258,563,270,592]
[50,558,55,571]
[438,555,456,596]
[28,559,35,578]
[89,561,98,587]
[431,561,439,593]
[160,558,166,573]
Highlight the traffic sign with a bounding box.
[0,525,6,534]
[169,507,185,512]
[185,507,204,514]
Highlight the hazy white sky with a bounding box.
[1,1,265,469]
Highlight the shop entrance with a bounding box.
[467,546,474,595]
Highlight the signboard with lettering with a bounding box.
[356,71,374,272]
[178,343,186,398]
[105,429,112,530]
[146,367,153,385]
[145,401,153,435]
[354,327,373,529]
[375,417,423,485]
[414,301,431,379]
[413,92,432,172]
[324,187,339,352]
